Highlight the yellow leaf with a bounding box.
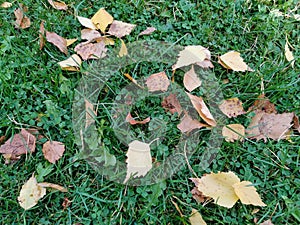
[119,39,128,57]
[124,140,152,183]
[66,38,77,46]
[222,124,245,142]
[285,40,294,67]
[219,51,253,72]
[18,175,46,210]
[189,209,207,225]
[91,8,114,33]
[197,171,240,208]
[58,54,82,71]
[173,46,207,70]
[1,2,12,8]
[183,65,202,92]
[77,16,96,30]
[233,181,266,206]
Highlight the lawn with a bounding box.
[0,0,299,224]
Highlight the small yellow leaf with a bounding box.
[233,181,266,206]
[18,175,46,210]
[285,39,294,67]
[119,39,128,57]
[91,8,114,33]
[189,209,207,225]
[219,51,253,72]
[1,2,12,8]
[66,38,77,46]
[173,46,207,70]
[183,65,202,92]
[222,124,245,142]
[58,54,82,71]
[77,16,96,30]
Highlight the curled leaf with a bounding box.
[46,31,68,54]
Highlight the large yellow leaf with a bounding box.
[233,181,266,206]
[197,171,240,208]
[189,209,207,225]
[173,46,207,70]
[91,8,114,33]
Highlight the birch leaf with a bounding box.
[222,124,245,142]
[219,51,253,72]
[77,16,96,30]
[119,39,128,57]
[189,209,207,225]
[183,65,202,92]
[108,20,136,38]
[58,54,82,71]
[91,8,114,33]
[42,141,65,164]
[233,181,266,206]
[173,46,207,70]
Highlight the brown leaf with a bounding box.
[218,97,246,118]
[161,93,182,115]
[248,94,277,114]
[14,7,31,29]
[145,71,170,92]
[85,98,97,128]
[260,219,274,225]
[218,51,253,72]
[39,21,45,50]
[62,198,72,210]
[293,114,300,133]
[46,31,68,54]
[42,141,65,164]
[91,8,114,33]
[246,111,267,141]
[126,112,150,125]
[186,92,217,127]
[0,129,36,161]
[108,20,136,38]
[74,41,107,60]
[138,27,156,36]
[81,29,101,41]
[177,113,206,133]
[183,65,202,92]
[38,182,68,192]
[47,0,68,10]
[190,178,209,203]
[0,136,6,145]
[222,124,245,142]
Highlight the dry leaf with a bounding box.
[145,71,170,92]
[126,112,150,125]
[285,38,294,67]
[218,98,246,118]
[77,16,97,30]
[42,141,65,164]
[138,27,156,36]
[81,29,101,41]
[85,98,97,128]
[38,182,68,192]
[195,47,214,69]
[173,46,207,70]
[260,219,274,225]
[46,31,68,54]
[47,0,67,10]
[62,198,72,210]
[0,129,36,162]
[0,136,6,145]
[108,20,136,38]
[58,54,82,71]
[124,140,152,183]
[161,93,182,115]
[183,65,202,92]
[189,209,207,225]
[293,114,300,133]
[14,7,31,29]
[219,51,253,72]
[66,38,77,46]
[119,39,128,57]
[177,113,206,133]
[190,178,209,203]
[39,21,45,50]
[18,175,46,210]
[248,94,277,114]
[1,2,12,8]
[233,181,266,206]
[91,8,114,33]
[246,111,267,141]
[74,41,107,60]
[222,124,245,142]
[186,93,217,127]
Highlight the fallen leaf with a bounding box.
[145,71,170,92]
[138,27,156,36]
[173,46,207,70]
[222,124,245,142]
[260,219,274,225]
[77,16,97,30]
[38,182,68,192]
[91,8,114,33]
[195,47,214,69]
[58,54,82,71]
[46,31,67,54]
[218,98,246,118]
[18,175,46,210]
[126,112,150,125]
[66,38,77,46]
[189,209,207,225]
[85,98,97,128]
[293,114,300,133]
[186,93,216,127]
[285,37,294,67]
[0,129,36,162]
[42,141,65,164]
[119,39,128,57]
[39,21,45,50]
[219,51,253,72]
[0,136,6,145]
[62,198,72,210]
[47,0,67,10]
[74,41,107,60]
[108,20,136,38]
[183,65,202,92]
[248,94,277,114]
[161,93,182,115]
[1,2,12,8]
[190,178,209,203]
[124,140,152,183]
[233,181,266,206]
[246,111,267,141]
[14,7,31,29]
[177,113,206,133]
[81,29,101,41]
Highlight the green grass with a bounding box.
[0,0,299,224]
